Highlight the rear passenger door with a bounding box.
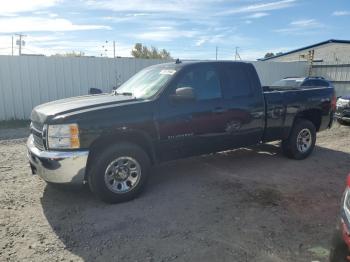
[217,63,265,148]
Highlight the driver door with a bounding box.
[155,63,230,161]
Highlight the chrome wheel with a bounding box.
[296,128,312,153]
[104,156,141,194]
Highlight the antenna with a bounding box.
[235,47,241,61]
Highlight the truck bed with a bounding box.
[263,86,334,142]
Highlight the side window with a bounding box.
[302,80,329,87]
[176,65,222,100]
[301,80,314,87]
[221,65,252,98]
[314,80,329,87]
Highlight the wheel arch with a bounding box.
[295,108,322,131]
[283,108,322,140]
[85,130,157,180]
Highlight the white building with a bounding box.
[260,39,350,63]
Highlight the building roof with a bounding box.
[259,39,350,61]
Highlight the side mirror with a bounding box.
[170,87,195,102]
[89,88,103,94]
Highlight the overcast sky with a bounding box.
[0,0,349,60]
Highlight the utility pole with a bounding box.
[308,49,315,76]
[113,41,116,58]
[102,40,108,57]
[11,35,13,56]
[15,33,26,56]
[235,47,241,61]
[215,46,218,60]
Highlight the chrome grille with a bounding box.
[31,121,44,133]
[30,121,45,150]
[337,98,350,108]
[33,133,45,150]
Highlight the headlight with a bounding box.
[47,124,80,149]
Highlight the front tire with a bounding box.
[282,119,316,160]
[88,142,151,203]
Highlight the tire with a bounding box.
[338,119,350,126]
[329,228,349,262]
[88,142,151,204]
[281,119,316,160]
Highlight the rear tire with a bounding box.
[282,119,316,160]
[88,142,151,203]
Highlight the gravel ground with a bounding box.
[0,124,349,262]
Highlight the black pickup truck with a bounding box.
[27,61,335,203]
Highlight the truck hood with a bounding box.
[31,94,138,123]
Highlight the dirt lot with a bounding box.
[0,124,349,262]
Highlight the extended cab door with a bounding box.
[216,63,265,148]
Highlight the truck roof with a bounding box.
[151,60,252,70]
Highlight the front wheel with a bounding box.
[88,142,151,203]
[282,119,316,160]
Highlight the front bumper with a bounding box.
[335,107,350,122]
[341,189,350,250]
[26,134,89,184]
[341,210,350,250]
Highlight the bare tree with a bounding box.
[131,43,172,59]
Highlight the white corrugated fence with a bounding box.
[0,56,309,120]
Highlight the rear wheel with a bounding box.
[88,142,151,203]
[282,119,316,160]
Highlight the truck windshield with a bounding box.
[116,66,176,99]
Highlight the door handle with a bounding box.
[213,107,226,114]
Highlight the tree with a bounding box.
[264,52,283,58]
[131,43,172,59]
[52,51,85,57]
[264,52,275,58]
